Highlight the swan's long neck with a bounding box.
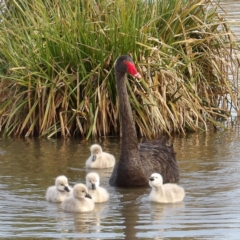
[116,71,139,162]
[109,69,147,187]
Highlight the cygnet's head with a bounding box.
[55,175,71,192]
[90,144,103,162]
[86,172,100,190]
[149,173,163,188]
[73,183,92,199]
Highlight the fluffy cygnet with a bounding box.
[85,144,115,168]
[62,183,95,212]
[86,172,109,203]
[149,173,185,203]
[46,175,72,203]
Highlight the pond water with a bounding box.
[219,0,240,39]
[1,1,240,239]
[1,118,240,239]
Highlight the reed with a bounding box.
[0,0,239,138]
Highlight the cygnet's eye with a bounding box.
[61,183,64,186]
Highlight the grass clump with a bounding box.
[0,0,239,138]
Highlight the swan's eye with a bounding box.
[61,184,64,186]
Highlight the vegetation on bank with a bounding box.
[0,0,239,139]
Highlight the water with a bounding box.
[1,1,240,239]
[1,119,240,239]
[219,0,240,39]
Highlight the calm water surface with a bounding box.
[1,119,240,239]
[1,1,240,239]
[219,0,240,39]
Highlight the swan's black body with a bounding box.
[109,55,179,187]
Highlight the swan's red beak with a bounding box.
[133,72,142,79]
[126,62,142,79]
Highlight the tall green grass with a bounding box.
[0,0,239,138]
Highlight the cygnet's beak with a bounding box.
[64,186,70,192]
[91,183,96,190]
[92,155,96,162]
[149,177,154,181]
[85,193,92,199]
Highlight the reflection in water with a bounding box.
[1,119,240,239]
[137,201,185,239]
[218,0,240,39]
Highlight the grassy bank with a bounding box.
[0,0,239,138]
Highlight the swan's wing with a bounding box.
[139,136,179,183]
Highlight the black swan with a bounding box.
[109,55,179,187]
